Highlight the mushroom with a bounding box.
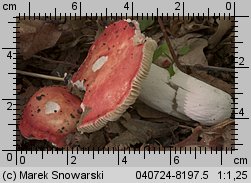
[19,86,81,147]
[72,19,232,133]
[71,20,157,133]
[139,64,233,125]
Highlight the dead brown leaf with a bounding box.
[121,113,178,143]
[174,119,234,149]
[19,20,62,59]
[134,100,170,119]
[171,33,209,66]
[172,33,202,48]
[140,143,165,151]
[174,126,203,147]
[169,18,183,36]
[19,85,37,112]
[208,19,233,49]
[179,38,208,66]
[105,131,140,150]
[66,130,106,149]
[200,119,234,150]
[222,124,234,149]
[179,21,210,36]
[169,18,212,37]
[105,121,126,134]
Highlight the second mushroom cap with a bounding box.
[19,86,82,147]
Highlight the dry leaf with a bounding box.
[179,38,208,66]
[203,119,234,149]
[19,85,37,112]
[66,130,106,149]
[179,21,210,36]
[105,131,140,150]
[171,33,208,66]
[222,124,234,149]
[172,33,202,48]
[134,100,171,119]
[174,126,203,147]
[140,143,165,151]
[121,114,178,143]
[174,119,234,149]
[19,20,62,59]
[208,19,233,49]
[105,121,126,134]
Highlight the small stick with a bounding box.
[185,64,235,73]
[158,17,184,71]
[32,55,78,68]
[17,70,64,82]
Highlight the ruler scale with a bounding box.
[0,0,250,182]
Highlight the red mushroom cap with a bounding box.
[72,20,157,133]
[19,86,81,147]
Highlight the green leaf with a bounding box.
[152,43,175,77]
[139,19,154,32]
[178,45,190,56]
[153,43,170,62]
[167,65,175,77]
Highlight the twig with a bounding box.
[158,17,184,72]
[17,70,64,82]
[184,64,235,73]
[32,55,78,68]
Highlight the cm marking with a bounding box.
[2,4,16,11]
[234,157,248,165]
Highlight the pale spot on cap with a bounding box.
[45,101,61,114]
[92,56,108,72]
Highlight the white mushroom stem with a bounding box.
[139,64,233,125]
